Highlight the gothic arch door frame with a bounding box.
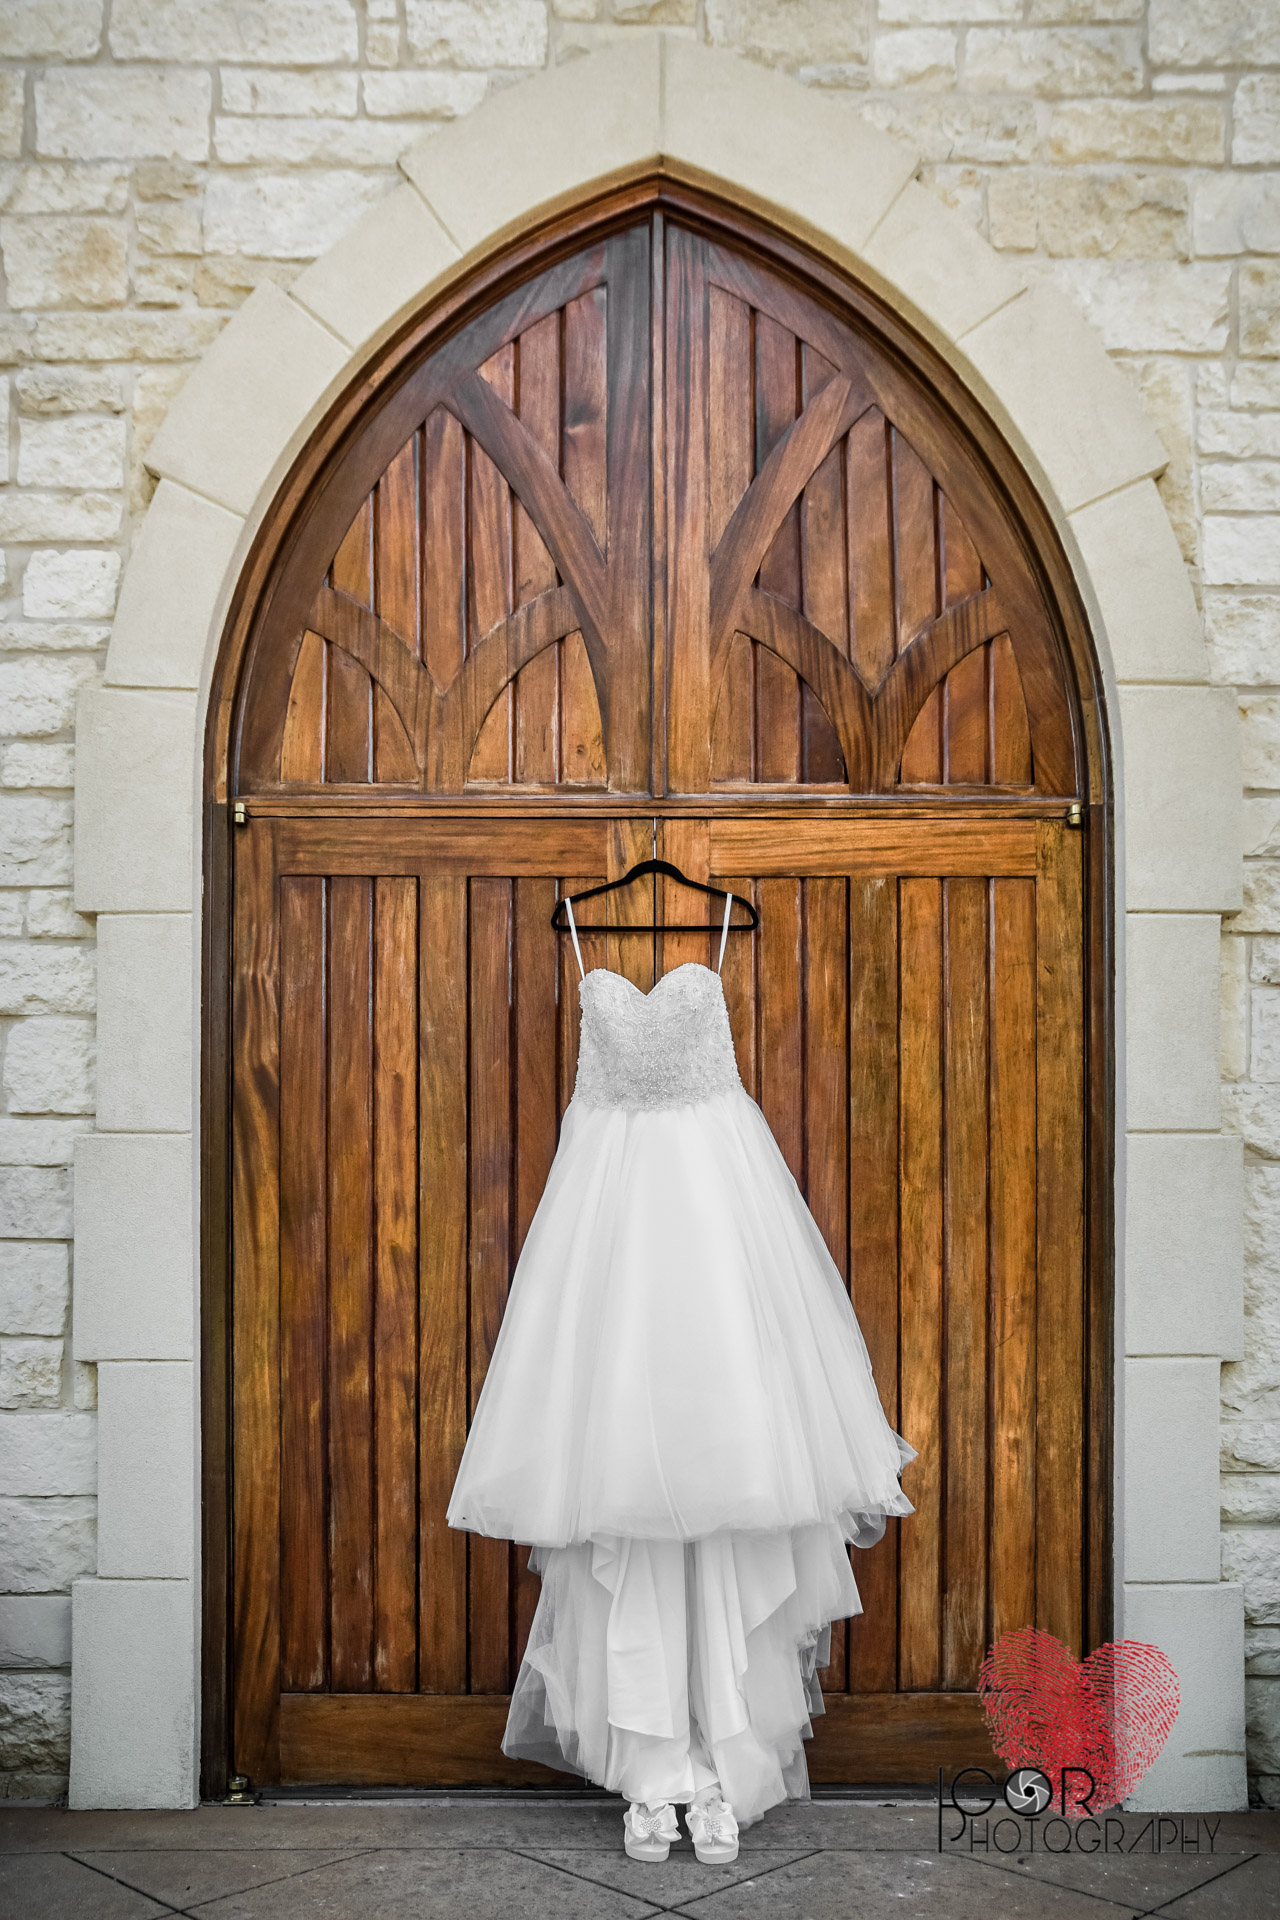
[206,181,1111,1791]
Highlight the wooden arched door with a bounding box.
[214,188,1109,1791]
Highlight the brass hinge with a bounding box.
[232,800,248,828]
[1065,801,1084,829]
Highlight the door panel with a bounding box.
[225,196,1102,1791]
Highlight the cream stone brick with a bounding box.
[989,167,1189,259]
[73,1361,95,1410]
[107,482,243,691]
[871,29,956,89]
[0,939,94,1015]
[1251,937,1280,984]
[1054,258,1229,352]
[1195,175,1280,259]
[0,1244,69,1338]
[97,917,191,1133]
[33,311,223,367]
[70,1577,196,1809]
[1028,0,1144,20]
[0,1496,93,1590]
[1051,98,1228,164]
[220,69,359,117]
[1121,688,1241,911]
[35,69,211,165]
[74,689,195,913]
[0,1596,71,1668]
[1225,1532,1280,1625]
[1238,862,1280,934]
[861,180,1025,344]
[1254,988,1280,1082]
[73,1134,194,1360]
[291,184,459,352]
[612,0,696,19]
[1069,479,1205,682]
[0,798,73,890]
[964,27,1144,96]
[1122,1584,1246,1811]
[554,0,602,15]
[0,217,128,310]
[0,624,109,655]
[1203,465,1280,515]
[0,0,101,60]
[0,1413,95,1496]
[23,552,119,622]
[0,1338,63,1408]
[1232,364,1280,411]
[1126,1134,1244,1356]
[1224,1080,1280,1156]
[17,417,126,491]
[0,1672,70,1791]
[1205,595,1280,686]
[1199,413,1280,461]
[704,0,869,72]
[1126,914,1222,1128]
[15,369,125,416]
[203,169,392,259]
[136,201,201,259]
[406,0,549,68]
[191,255,298,310]
[135,261,196,309]
[0,659,99,739]
[1222,1476,1280,1525]
[3,734,81,798]
[98,1363,194,1578]
[1235,77,1280,168]
[918,163,985,227]
[0,1119,91,1165]
[0,495,121,544]
[882,0,1017,17]
[1222,932,1248,1081]
[110,0,357,64]
[0,901,24,940]
[145,284,346,517]
[0,74,23,165]
[1204,518,1280,588]
[26,891,90,940]
[213,116,424,168]
[0,1167,72,1238]
[361,71,489,118]
[1149,0,1280,69]
[861,93,1038,163]
[1126,1359,1222,1580]
[961,283,1165,513]
[1241,264,1280,360]
[4,1016,95,1116]
[0,166,130,218]
[129,365,191,517]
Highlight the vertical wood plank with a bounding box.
[279,876,328,1693]
[372,877,419,1691]
[990,632,1034,787]
[942,878,989,1687]
[1036,824,1085,1651]
[666,225,711,795]
[514,875,559,1659]
[373,436,421,784]
[659,818,711,976]
[231,823,282,1779]
[279,631,326,785]
[800,346,848,783]
[805,874,849,1686]
[422,407,467,688]
[468,877,513,1689]
[754,315,802,783]
[562,286,609,788]
[758,875,803,1187]
[709,287,754,784]
[327,876,374,1691]
[847,877,900,1694]
[846,409,895,691]
[717,872,758,1101]
[514,315,561,786]
[606,818,656,990]
[895,439,941,785]
[941,496,988,786]
[469,348,515,782]
[418,875,468,1692]
[990,876,1038,1645]
[898,877,943,1690]
[328,500,374,784]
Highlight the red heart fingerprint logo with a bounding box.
[978,1627,1180,1815]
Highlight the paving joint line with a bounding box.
[1138,1852,1259,1916]
[64,1849,198,1920]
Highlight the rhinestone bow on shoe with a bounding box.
[623,1800,680,1863]
[686,1794,740,1863]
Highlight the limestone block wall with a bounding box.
[0,0,1273,1803]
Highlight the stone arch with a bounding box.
[69,34,1244,1813]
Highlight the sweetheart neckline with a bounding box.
[579,962,723,999]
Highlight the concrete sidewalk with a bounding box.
[1,1795,1277,1917]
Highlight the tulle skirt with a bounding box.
[446,1083,915,1821]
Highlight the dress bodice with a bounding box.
[573,965,743,1112]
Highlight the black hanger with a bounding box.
[550,860,760,935]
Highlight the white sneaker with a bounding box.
[686,1793,740,1863]
[623,1800,679,1862]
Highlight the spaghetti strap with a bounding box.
[565,896,586,982]
[716,889,734,975]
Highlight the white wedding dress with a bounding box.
[447,895,915,1826]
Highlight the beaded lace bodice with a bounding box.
[573,965,743,1112]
